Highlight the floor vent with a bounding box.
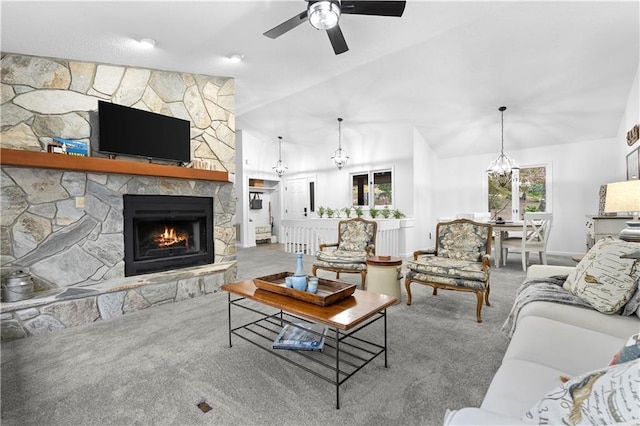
[197,400,213,413]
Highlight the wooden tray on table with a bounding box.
[253,272,356,306]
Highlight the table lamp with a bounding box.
[604,180,640,242]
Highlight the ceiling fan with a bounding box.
[263,1,407,55]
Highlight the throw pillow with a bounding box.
[522,359,640,425]
[563,237,640,314]
[609,334,640,366]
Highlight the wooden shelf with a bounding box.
[0,148,230,182]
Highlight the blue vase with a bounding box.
[291,252,307,291]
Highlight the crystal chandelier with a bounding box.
[486,106,519,186]
[273,136,287,177]
[331,117,350,170]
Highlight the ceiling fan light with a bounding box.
[309,1,340,30]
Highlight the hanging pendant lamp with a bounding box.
[331,117,350,170]
[273,136,287,177]
[486,106,519,186]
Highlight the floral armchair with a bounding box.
[405,219,493,322]
[312,218,377,289]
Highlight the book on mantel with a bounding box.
[272,322,328,351]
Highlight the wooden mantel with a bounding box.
[0,148,230,182]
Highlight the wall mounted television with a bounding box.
[98,101,191,163]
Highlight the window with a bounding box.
[352,169,394,208]
[487,165,549,221]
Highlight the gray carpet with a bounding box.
[0,246,575,425]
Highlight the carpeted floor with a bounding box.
[0,245,575,425]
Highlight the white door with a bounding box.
[285,177,309,219]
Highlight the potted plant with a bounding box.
[369,207,379,219]
[343,206,352,218]
[317,206,326,218]
[392,209,405,219]
[326,207,335,218]
[354,206,364,218]
[380,206,391,219]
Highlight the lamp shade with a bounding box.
[604,180,640,214]
[604,180,640,242]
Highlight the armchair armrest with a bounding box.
[318,243,338,251]
[481,253,491,269]
[413,248,436,260]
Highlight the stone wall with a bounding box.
[1,52,235,173]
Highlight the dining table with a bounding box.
[490,221,530,268]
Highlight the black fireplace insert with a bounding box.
[123,195,214,276]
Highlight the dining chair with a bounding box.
[501,212,553,271]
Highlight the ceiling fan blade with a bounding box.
[340,1,406,17]
[263,10,308,39]
[326,25,349,55]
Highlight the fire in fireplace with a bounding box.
[123,195,214,276]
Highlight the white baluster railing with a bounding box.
[281,218,402,256]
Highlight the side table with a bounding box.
[367,256,403,303]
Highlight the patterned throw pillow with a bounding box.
[609,334,640,366]
[563,237,640,314]
[522,359,640,425]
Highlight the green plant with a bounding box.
[392,209,405,219]
[380,206,391,218]
[525,205,539,212]
[326,207,335,218]
[317,206,326,218]
[354,206,364,218]
[343,206,352,218]
[369,207,379,219]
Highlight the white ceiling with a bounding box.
[1,1,638,158]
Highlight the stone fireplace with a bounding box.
[0,52,238,340]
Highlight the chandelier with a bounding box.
[486,106,519,186]
[273,136,287,177]
[331,117,350,170]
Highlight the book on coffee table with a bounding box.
[272,322,328,351]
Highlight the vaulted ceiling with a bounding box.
[1,1,638,158]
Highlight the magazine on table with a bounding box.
[272,322,328,351]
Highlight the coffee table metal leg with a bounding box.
[335,327,340,409]
[227,292,232,348]
[384,308,388,367]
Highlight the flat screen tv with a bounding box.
[98,101,191,163]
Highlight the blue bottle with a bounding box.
[291,252,308,291]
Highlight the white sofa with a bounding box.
[445,264,640,425]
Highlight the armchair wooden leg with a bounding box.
[405,278,413,305]
[485,283,491,306]
[432,288,438,296]
[475,291,484,323]
[312,265,318,277]
[336,272,341,280]
[360,271,367,291]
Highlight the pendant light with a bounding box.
[486,106,519,186]
[331,117,350,170]
[273,136,287,177]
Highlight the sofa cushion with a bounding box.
[563,237,640,314]
[481,359,569,420]
[503,316,626,376]
[609,334,640,366]
[522,359,640,425]
[518,301,640,339]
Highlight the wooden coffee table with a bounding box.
[222,279,398,409]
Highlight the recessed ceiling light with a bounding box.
[228,54,244,63]
[139,38,156,48]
